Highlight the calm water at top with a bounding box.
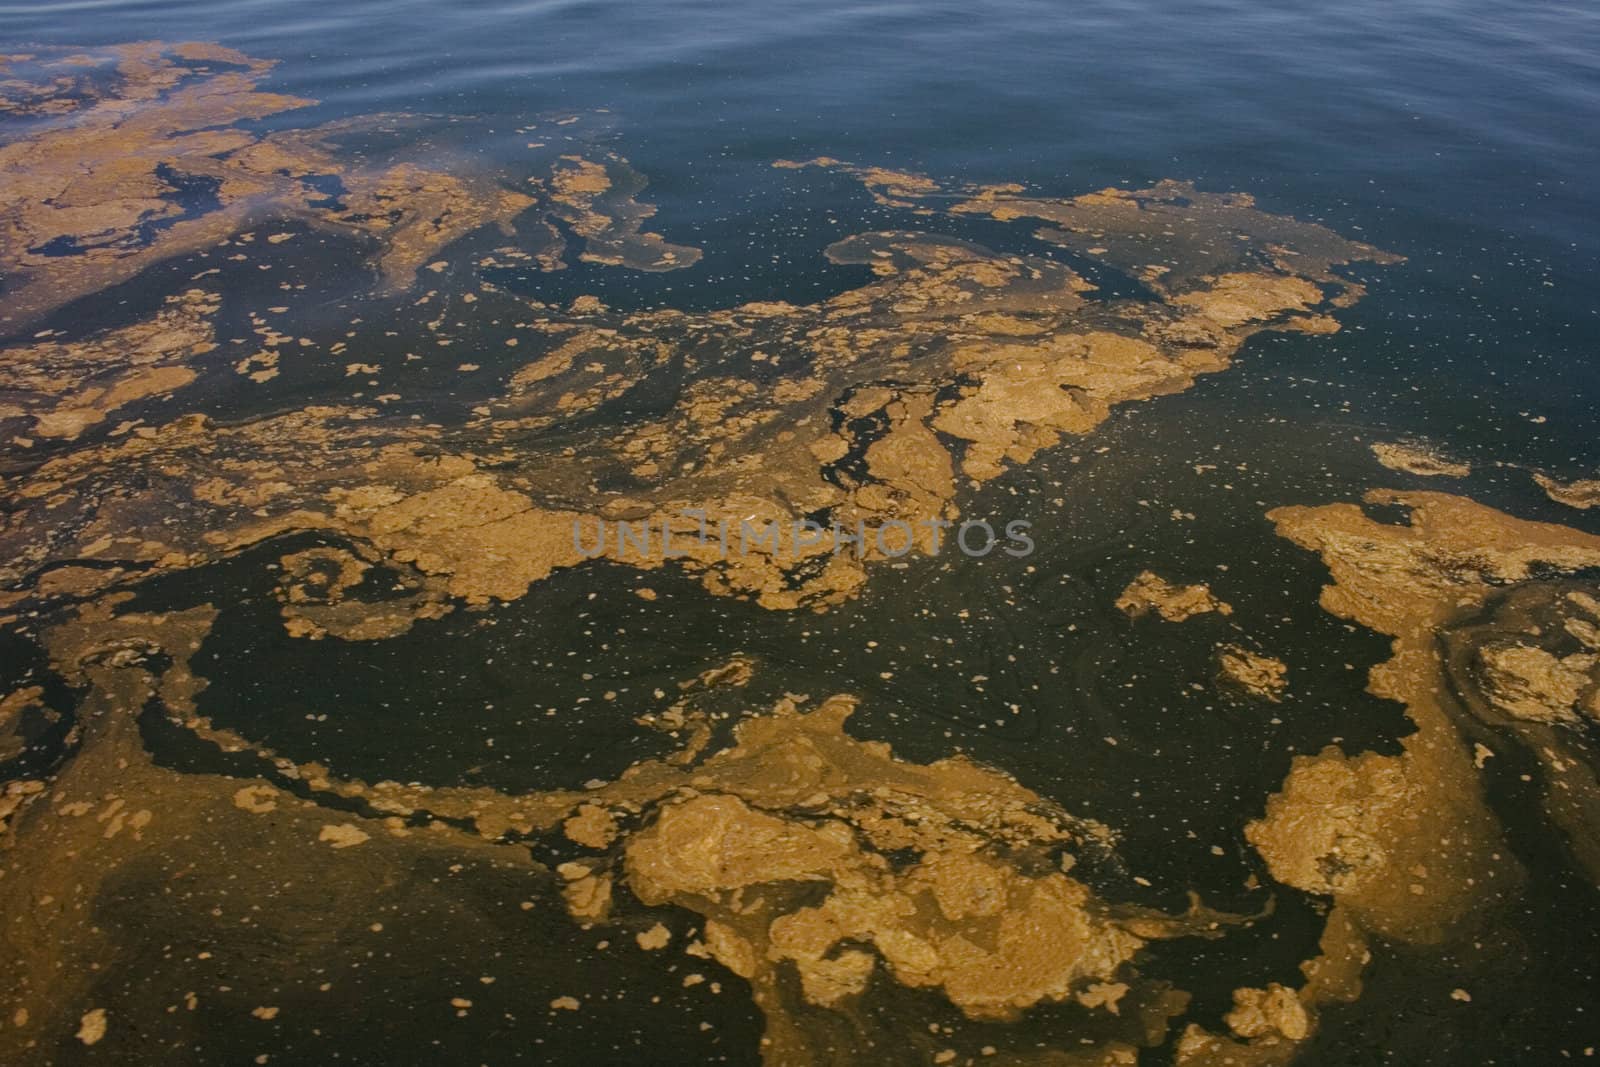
[5,2,1600,1064]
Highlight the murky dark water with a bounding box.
[5,1,1600,1064]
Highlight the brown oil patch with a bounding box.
[1217,645,1288,702]
[1370,441,1471,478]
[0,37,543,324]
[0,685,48,764]
[1440,580,1600,879]
[0,43,703,330]
[775,157,943,210]
[543,152,704,271]
[1116,571,1232,622]
[0,289,218,442]
[1533,471,1600,510]
[6,602,1260,1064]
[1260,490,1600,941]
[1173,905,1368,1066]
[1,166,1392,619]
[0,599,543,1062]
[949,178,1401,299]
[0,42,311,326]
[158,664,1249,1064]
[273,544,451,640]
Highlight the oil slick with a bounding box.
[9,38,1598,1067]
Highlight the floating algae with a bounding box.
[1,76,1396,624]
[1369,441,1471,478]
[1440,579,1600,878]
[1162,491,1600,1063]
[0,39,1467,1067]
[0,600,551,1062]
[0,289,219,442]
[1116,571,1233,623]
[0,43,531,327]
[1260,491,1600,934]
[542,152,704,271]
[3,611,1256,1064]
[0,42,707,331]
[272,543,451,640]
[1216,645,1288,702]
[1533,471,1600,510]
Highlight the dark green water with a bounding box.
[4,0,1600,1064]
